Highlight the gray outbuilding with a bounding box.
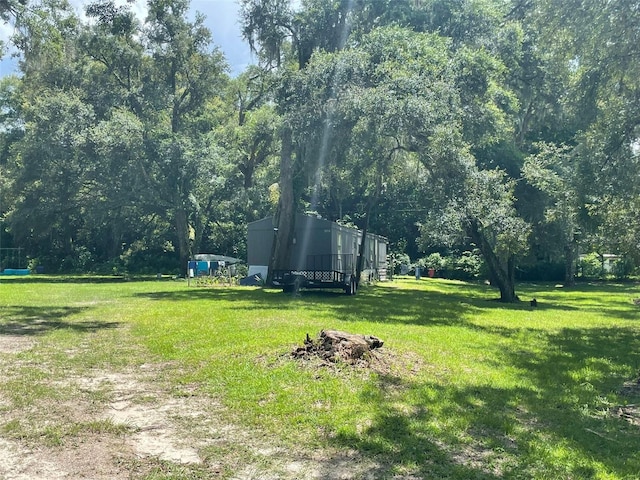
[247,214,387,293]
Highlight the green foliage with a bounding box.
[424,252,445,271]
[578,253,603,280]
[576,254,638,282]
[1,0,247,274]
[441,250,486,281]
[1,0,638,285]
[0,0,25,21]
[390,252,411,275]
[416,251,485,281]
[612,257,636,280]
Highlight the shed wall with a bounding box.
[247,214,388,278]
[290,215,333,269]
[247,217,276,267]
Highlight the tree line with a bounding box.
[0,0,638,301]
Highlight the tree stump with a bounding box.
[292,330,384,363]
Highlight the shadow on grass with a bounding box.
[93,277,636,326]
[325,324,640,478]
[135,284,476,326]
[325,376,510,479]
[133,280,638,476]
[0,275,165,284]
[133,280,632,329]
[0,305,121,336]
[135,286,274,301]
[314,283,587,329]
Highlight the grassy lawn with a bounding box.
[1,276,639,479]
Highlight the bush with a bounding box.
[58,246,94,273]
[390,252,411,275]
[425,253,445,271]
[579,253,602,279]
[119,239,180,275]
[613,257,635,279]
[413,253,445,277]
[441,250,485,281]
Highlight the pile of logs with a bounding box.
[292,329,384,363]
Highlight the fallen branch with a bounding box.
[585,428,619,443]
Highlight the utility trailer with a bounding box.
[272,253,358,294]
[247,214,387,295]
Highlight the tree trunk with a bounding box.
[563,240,576,287]
[109,220,122,261]
[355,202,373,287]
[355,221,368,288]
[267,126,295,284]
[356,176,382,287]
[469,219,519,303]
[175,205,190,276]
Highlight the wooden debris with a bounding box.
[612,405,640,426]
[292,330,384,364]
[620,371,640,396]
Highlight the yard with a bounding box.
[0,277,639,479]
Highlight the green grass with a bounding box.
[1,276,639,478]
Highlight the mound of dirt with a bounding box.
[292,330,384,364]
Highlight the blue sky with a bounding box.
[190,0,254,75]
[1,0,254,77]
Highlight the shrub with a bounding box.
[579,253,603,279]
[612,257,635,279]
[425,253,445,271]
[390,252,411,275]
[441,250,485,281]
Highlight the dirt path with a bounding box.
[0,333,379,479]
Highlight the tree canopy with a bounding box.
[0,0,638,298]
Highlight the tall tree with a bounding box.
[523,143,580,285]
[419,160,530,302]
[142,0,228,271]
[4,0,231,273]
[522,0,640,272]
[239,0,400,281]
[6,91,96,266]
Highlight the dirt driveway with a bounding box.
[0,331,379,480]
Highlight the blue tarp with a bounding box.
[197,261,209,273]
[0,269,30,276]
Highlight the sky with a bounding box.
[0,0,255,77]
